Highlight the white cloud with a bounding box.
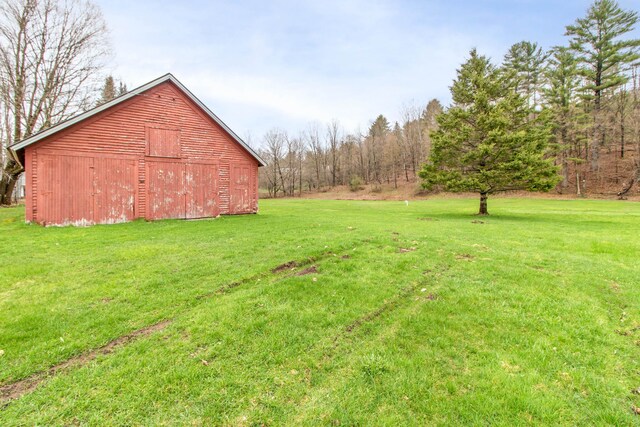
[97,0,639,145]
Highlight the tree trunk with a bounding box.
[298,156,303,197]
[620,122,625,158]
[560,153,568,191]
[393,163,397,189]
[0,159,23,206]
[617,160,640,200]
[560,127,569,191]
[590,139,600,172]
[478,192,489,216]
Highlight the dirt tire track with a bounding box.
[0,320,171,406]
[334,283,419,346]
[195,238,376,300]
[285,282,432,425]
[296,265,318,276]
[1,239,379,409]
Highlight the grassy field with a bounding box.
[0,197,639,425]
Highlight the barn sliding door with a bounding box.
[146,160,219,220]
[230,164,251,214]
[37,153,94,225]
[93,157,137,224]
[36,153,137,225]
[146,160,185,220]
[185,163,219,219]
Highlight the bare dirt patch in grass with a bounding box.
[616,325,640,336]
[398,247,417,253]
[0,320,171,405]
[342,285,417,335]
[296,266,318,276]
[272,261,299,273]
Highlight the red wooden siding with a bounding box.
[230,164,251,214]
[186,162,219,219]
[147,126,180,158]
[37,154,94,226]
[146,160,184,220]
[33,152,138,225]
[145,160,221,220]
[93,157,137,224]
[23,80,259,225]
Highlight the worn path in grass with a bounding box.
[0,198,639,425]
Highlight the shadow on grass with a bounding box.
[416,212,623,229]
[415,211,568,225]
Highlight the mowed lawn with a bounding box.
[0,198,639,425]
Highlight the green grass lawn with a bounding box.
[0,197,639,425]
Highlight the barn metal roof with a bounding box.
[10,73,266,166]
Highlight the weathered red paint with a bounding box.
[230,163,252,214]
[186,162,219,219]
[21,80,259,226]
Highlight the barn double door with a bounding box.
[146,160,219,220]
[36,152,136,225]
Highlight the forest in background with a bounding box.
[258,0,640,199]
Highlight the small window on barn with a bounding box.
[147,126,181,158]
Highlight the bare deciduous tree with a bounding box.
[0,0,110,204]
[260,129,287,197]
[306,122,325,190]
[326,119,341,187]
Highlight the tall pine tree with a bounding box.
[97,76,116,106]
[565,0,640,170]
[420,49,559,215]
[97,75,128,106]
[503,41,547,110]
[544,47,588,193]
[566,0,640,108]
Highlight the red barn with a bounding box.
[9,74,265,226]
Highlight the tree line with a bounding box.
[259,0,640,199]
[502,0,640,197]
[257,100,443,197]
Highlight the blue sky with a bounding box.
[96,0,640,146]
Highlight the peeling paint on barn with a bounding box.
[9,74,265,226]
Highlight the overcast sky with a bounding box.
[96,0,640,146]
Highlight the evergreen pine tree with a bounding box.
[543,47,587,192]
[503,41,547,109]
[97,75,116,106]
[565,0,640,171]
[566,0,640,108]
[422,99,443,129]
[419,49,560,215]
[96,76,128,106]
[117,81,128,96]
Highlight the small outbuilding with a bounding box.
[9,74,265,226]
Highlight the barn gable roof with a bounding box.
[9,73,265,166]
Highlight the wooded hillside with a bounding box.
[258,0,640,199]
